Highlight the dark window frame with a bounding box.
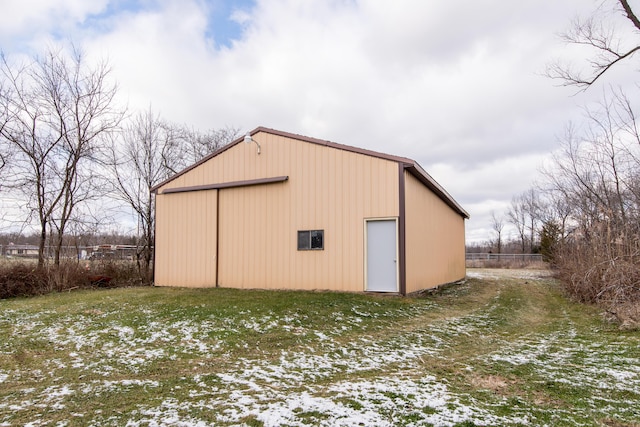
[297,229,324,250]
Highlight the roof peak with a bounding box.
[151,126,468,219]
[249,126,416,165]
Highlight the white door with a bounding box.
[365,219,398,292]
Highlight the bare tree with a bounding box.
[546,0,640,89]
[107,109,178,283]
[0,80,12,172]
[544,91,639,235]
[0,46,123,267]
[508,194,528,254]
[538,189,573,241]
[541,90,640,313]
[107,110,236,283]
[178,126,239,171]
[545,2,640,318]
[506,188,543,254]
[522,188,542,253]
[490,211,505,254]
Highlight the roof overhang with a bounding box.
[403,162,469,219]
[160,176,289,195]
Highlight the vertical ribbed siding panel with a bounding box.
[292,138,303,288]
[343,154,354,289]
[404,171,465,293]
[325,147,339,290]
[277,136,289,289]
[154,190,217,287]
[257,185,268,285]
[155,195,168,285]
[352,154,362,288]
[265,184,273,286]
[218,181,289,289]
[342,153,351,291]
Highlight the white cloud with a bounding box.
[3,0,636,243]
[0,0,108,48]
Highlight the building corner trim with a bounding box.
[398,163,407,296]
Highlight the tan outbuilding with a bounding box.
[152,127,469,295]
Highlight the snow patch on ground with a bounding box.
[467,268,553,280]
[483,326,640,419]
[1,283,638,426]
[130,373,530,427]
[111,302,536,426]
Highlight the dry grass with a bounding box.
[606,302,640,330]
[469,374,512,393]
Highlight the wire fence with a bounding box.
[466,253,543,262]
[0,244,146,261]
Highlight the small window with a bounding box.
[297,230,324,250]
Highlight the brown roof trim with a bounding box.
[254,127,416,164]
[151,139,244,194]
[161,176,289,194]
[403,163,469,219]
[150,126,414,193]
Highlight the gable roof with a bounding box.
[152,126,469,219]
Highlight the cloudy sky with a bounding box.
[1,0,636,243]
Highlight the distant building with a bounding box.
[88,244,137,261]
[5,243,39,258]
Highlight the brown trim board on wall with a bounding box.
[160,176,289,194]
[398,163,407,296]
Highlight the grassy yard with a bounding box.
[0,270,638,426]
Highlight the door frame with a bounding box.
[364,217,400,292]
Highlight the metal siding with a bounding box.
[404,171,466,293]
[156,132,399,291]
[154,190,217,287]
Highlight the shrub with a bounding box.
[554,235,640,328]
[0,259,149,299]
[0,263,50,299]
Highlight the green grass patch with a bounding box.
[0,272,638,426]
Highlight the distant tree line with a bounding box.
[468,188,554,260]
[0,44,238,285]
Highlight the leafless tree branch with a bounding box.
[546,0,640,89]
[0,45,124,267]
